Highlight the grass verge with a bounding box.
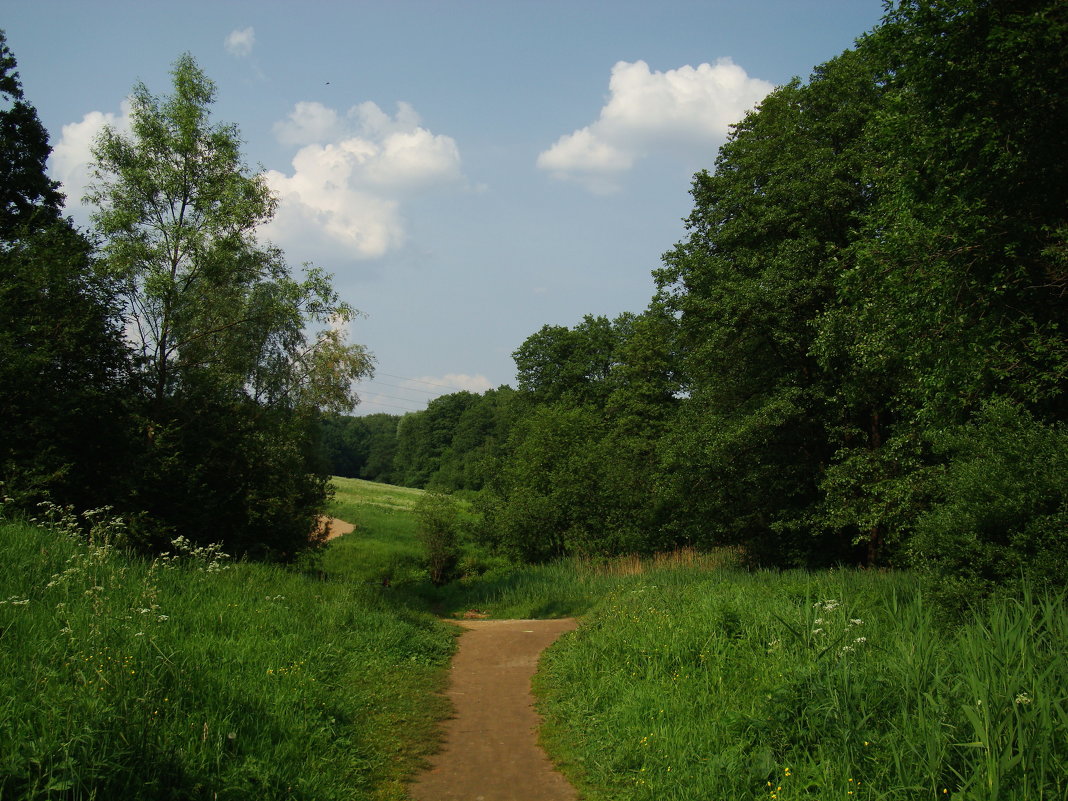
[0,509,455,801]
[534,568,1068,800]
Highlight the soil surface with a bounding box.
[315,516,355,541]
[409,618,580,801]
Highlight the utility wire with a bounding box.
[375,371,488,393]
[357,378,443,396]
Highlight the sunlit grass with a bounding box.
[534,570,1068,801]
[316,477,426,587]
[0,510,454,801]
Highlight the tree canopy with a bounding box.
[0,30,133,511]
[0,42,374,560]
[336,0,1067,601]
[83,53,373,556]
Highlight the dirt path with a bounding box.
[315,516,355,541]
[409,618,580,801]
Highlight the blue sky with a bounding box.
[5,0,887,415]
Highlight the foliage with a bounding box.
[413,491,462,586]
[655,42,884,565]
[0,30,63,231]
[909,398,1068,608]
[0,516,454,801]
[461,0,1068,586]
[0,30,135,513]
[86,53,372,557]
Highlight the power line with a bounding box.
[358,390,436,407]
[375,372,485,393]
[353,397,425,414]
[357,378,444,396]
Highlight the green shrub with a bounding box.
[910,398,1068,608]
[414,491,462,586]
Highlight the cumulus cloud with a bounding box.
[428,373,494,394]
[46,94,462,265]
[48,99,134,220]
[263,100,463,261]
[273,101,343,147]
[225,27,255,58]
[538,59,774,192]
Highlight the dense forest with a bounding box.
[323,0,1067,600]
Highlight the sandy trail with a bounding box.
[409,618,580,801]
[315,516,355,541]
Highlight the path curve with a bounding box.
[409,618,579,801]
[315,516,355,541]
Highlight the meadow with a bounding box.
[0,497,454,801]
[323,480,1068,799]
[3,481,1065,800]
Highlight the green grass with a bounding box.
[533,569,1068,801]
[319,478,745,620]
[0,506,455,801]
[8,479,1063,801]
[316,477,427,587]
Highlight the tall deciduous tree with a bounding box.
[87,53,372,556]
[655,44,884,565]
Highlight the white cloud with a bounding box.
[48,99,134,221]
[538,59,773,192]
[427,373,494,394]
[47,95,463,265]
[225,27,255,58]
[263,101,464,261]
[273,101,343,146]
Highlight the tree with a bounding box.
[655,44,884,565]
[0,31,63,232]
[0,30,134,511]
[513,315,622,406]
[414,491,462,586]
[814,0,1068,576]
[87,54,372,556]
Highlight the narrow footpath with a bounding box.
[409,618,580,801]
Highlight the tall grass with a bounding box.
[0,507,455,801]
[535,569,1068,800]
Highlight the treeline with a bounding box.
[321,387,517,489]
[326,0,1067,597]
[0,37,369,558]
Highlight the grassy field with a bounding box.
[4,480,1064,800]
[534,571,1068,801]
[317,477,427,587]
[0,499,455,801]
[321,480,1068,798]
